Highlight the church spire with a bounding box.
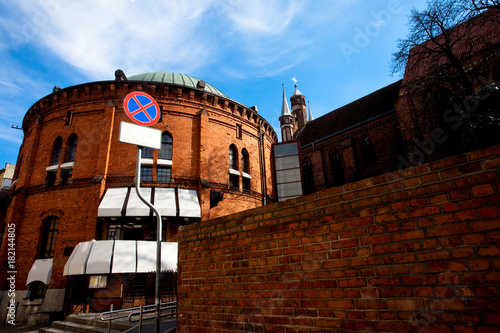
[308,101,314,121]
[281,84,292,117]
[279,84,293,142]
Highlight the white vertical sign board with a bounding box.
[119,121,162,149]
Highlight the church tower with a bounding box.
[290,85,307,136]
[279,84,294,142]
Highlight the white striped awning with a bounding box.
[26,259,53,285]
[178,189,201,218]
[86,240,114,274]
[112,240,137,273]
[97,187,200,218]
[64,241,94,275]
[127,187,152,216]
[63,240,178,276]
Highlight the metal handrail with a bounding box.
[128,303,177,323]
[100,301,177,322]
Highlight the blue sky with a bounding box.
[0,0,429,168]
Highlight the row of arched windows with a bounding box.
[302,136,377,195]
[51,134,78,165]
[46,131,175,185]
[229,144,251,190]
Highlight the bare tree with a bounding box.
[392,0,500,158]
[391,0,499,96]
[468,0,500,10]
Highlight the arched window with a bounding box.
[241,149,249,174]
[46,137,63,186]
[65,134,78,162]
[229,145,238,170]
[241,149,250,190]
[362,136,377,167]
[27,281,47,300]
[331,149,345,187]
[39,216,59,259]
[61,134,77,185]
[159,132,173,160]
[229,145,239,189]
[51,137,63,165]
[302,158,315,194]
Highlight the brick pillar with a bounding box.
[96,99,117,196]
[199,108,211,220]
[342,138,356,182]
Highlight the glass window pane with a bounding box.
[40,217,59,258]
[140,166,153,181]
[52,138,63,165]
[241,149,249,173]
[157,167,171,183]
[275,156,300,171]
[159,133,172,160]
[276,168,301,183]
[141,147,154,158]
[229,146,238,169]
[65,135,78,162]
[274,143,299,157]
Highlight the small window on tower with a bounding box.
[236,124,242,139]
[65,110,74,126]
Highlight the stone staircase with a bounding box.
[38,313,134,333]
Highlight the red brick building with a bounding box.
[1,7,499,328]
[0,71,277,324]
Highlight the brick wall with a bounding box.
[301,113,401,191]
[177,145,500,332]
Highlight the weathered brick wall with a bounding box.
[178,145,500,332]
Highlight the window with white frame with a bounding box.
[241,148,251,190]
[140,131,173,183]
[229,144,239,189]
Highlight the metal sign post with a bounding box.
[135,147,162,333]
[120,91,163,333]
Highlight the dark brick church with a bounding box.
[280,8,500,197]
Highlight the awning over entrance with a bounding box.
[63,240,178,276]
[97,187,200,218]
[26,258,53,285]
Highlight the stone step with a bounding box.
[39,327,74,333]
[39,317,131,333]
[52,320,120,333]
[65,314,134,331]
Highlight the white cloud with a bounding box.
[218,0,304,35]
[0,0,357,81]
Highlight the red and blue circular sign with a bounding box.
[123,91,160,126]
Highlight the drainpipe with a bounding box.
[259,119,267,206]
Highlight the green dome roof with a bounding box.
[128,72,227,98]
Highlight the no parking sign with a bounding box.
[119,91,162,149]
[123,91,160,126]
